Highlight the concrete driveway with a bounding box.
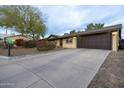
[0,49,110,88]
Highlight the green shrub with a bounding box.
[37,42,56,51]
[22,40,36,48]
[119,44,124,49]
[0,41,14,49]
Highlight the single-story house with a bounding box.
[47,24,122,51]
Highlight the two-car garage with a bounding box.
[76,24,122,51]
[77,32,112,50]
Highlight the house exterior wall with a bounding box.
[49,40,60,47]
[56,40,60,47]
[62,37,77,48]
[112,31,119,51]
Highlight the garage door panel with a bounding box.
[77,33,112,50]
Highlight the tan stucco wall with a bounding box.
[56,40,60,47]
[62,37,77,48]
[49,40,60,47]
[112,31,119,51]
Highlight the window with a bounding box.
[66,38,73,43]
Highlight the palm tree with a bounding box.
[85,23,104,31]
[70,29,76,34]
[94,23,104,29]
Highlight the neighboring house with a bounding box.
[47,24,122,51]
[5,35,32,41]
[0,34,9,40]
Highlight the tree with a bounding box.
[25,7,46,40]
[64,33,69,35]
[0,5,46,40]
[70,29,76,34]
[0,6,15,35]
[85,23,104,31]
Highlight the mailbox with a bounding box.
[5,38,14,56]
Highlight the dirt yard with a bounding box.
[0,48,63,56]
[88,50,124,88]
[0,48,40,56]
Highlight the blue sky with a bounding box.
[0,5,124,38]
[39,5,124,38]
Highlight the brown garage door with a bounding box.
[77,32,112,50]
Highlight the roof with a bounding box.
[48,24,122,40]
[47,34,60,39]
[5,35,32,39]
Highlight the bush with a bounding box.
[15,39,24,46]
[35,39,47,47]
[37,41,56,51]
[22,40,36,48]
[119,44,124,49]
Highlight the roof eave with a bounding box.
[48,24,122,40]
